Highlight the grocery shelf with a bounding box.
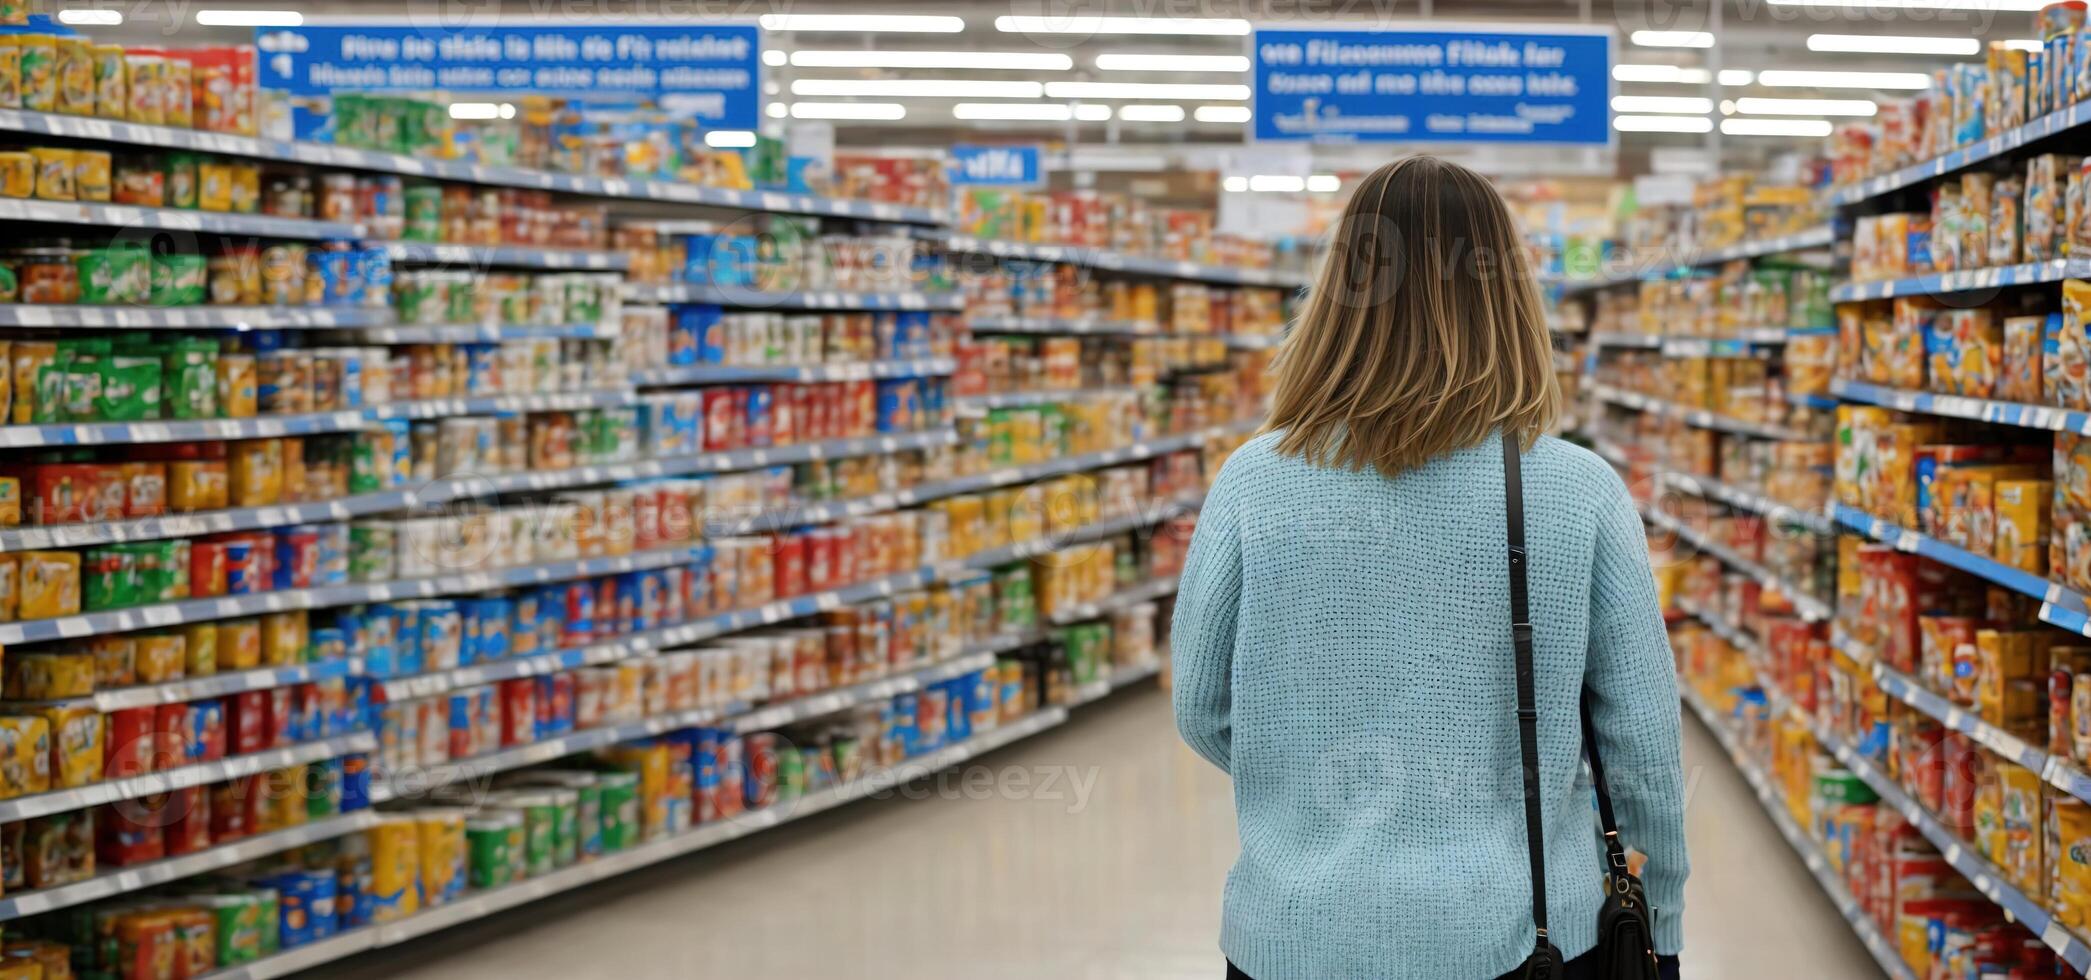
[1562,228,1841,298]
[369,388,638,420]
[1677,686,1917,980]
[1643,507,1832,621]
[937,235,1310,288]
[203,707,1069,980]
[0,488,414,553]
[1588,437,1632,467]
[1677,599,1764,658]
[1591,383,1818,442]
[0,197,358,239]
[368,241,629,271]
[0,304,392,330]
[727,652,998,735]
[1827,505,2091,637]
[0,109,949,226]
[1789,391,1840,411]
[0,731,377,824]
[87,658,356,712]
[1588,332,1663,349]
[955,385,1141,410]
[1070,657,1164,706]
[1221,333,1282,350]
[0,409,371,448]
[631,358,956,387]
[1828,100,2091,207]
[1829,258,2084,302]
[1658,331,1790,358]
[967,315,1162,336]
[412,427,962,503]
[1656,470,1836,534]
[1692,225,1840,265]
[351,322,621,344]
[1830,378,2091,433]
[0,811,380,921]
[622,283,965,311]
[1830,743,2091,972]
[370,697,743,804]
[1047,576,1179,626]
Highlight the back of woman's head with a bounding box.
[1266,155,1559,477]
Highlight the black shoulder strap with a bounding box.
[1502,433,1549,946]
[1582,692,1634,885]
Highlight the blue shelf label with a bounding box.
[256,21,762,129]
[950,145,1043,187]
[1251,26,1612,145]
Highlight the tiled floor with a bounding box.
[316,687,1884,979]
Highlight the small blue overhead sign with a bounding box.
[1251,25,1612,146]
[950,145,1044,187]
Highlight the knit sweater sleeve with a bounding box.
[1583,474,1691,956]
[1172,459,1243,773]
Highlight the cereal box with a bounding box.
[1998,479,2056,573]
[0,714,49,798]
[1888,298,1935,389]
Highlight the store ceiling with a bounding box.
[72,0,2041,168]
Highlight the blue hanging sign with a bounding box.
[255,21,762,129]
[950,145,1044,187]
[1251,25,1612,145]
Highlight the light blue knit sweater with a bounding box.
[1173,431,1688,980]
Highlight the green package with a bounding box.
[493,793,557,876]
[83,546,138,611]
[594,771,639,852]
[442,271,475,324]
[161,338,218,420]
[542,787,579,867]
[199,894,266,966]
[96,355,162,421]
[130,543,182,602]
[466,812,519,889]
[403,184,443,242]
[59,339,112,422]
[164,152,199,209]
[150,252,207,307]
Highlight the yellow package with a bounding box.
[260,610,304,666]
[1998,479,2056,573]
[0,152,26,200]
[600,743,669,838]
[368,816,421,922]
[15,552,78,622]
[0,477,19,528]
[122,53,161,126]
[218,619,260,671]
[26,147,71,202]
[17,34,53,114]
[89,636,135,688]
[134,633,184,683]
[9,342,51,425]
[229,161,257,214]
[196,159,231,213]
[415,809,465,908]
[91,44,124,120]
[37,704,97,790]
[2001,768,2046,892]
[227,440,282,508]
[2053,797,2091,926]
[0,715,50,800]
[55,36,90,117]
[215,354,256,418]
[162,56,191,129]
[167,460,227,512]
[2068,280,2091,412]
[0,555,18,623]
[7,652,90,700]
[71,149,108,203]
[260,765,306,832]
[180,622,217,677]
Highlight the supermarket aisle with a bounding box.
[318,690,1882,980]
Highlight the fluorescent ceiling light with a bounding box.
[1757,69,1931,89]
[1117,104,1184,121]
[1076,104,1111,120]
[448,102,513,120]
[1614,115,1715,133]
[1249,175,1306,193]
[705,131,758,148]
[766,103,787,118]
[789,50,1072,70]
[196,9,301,26]
[1307,175,1342,193]
[1735,96,1877,116]
[1721,118,1834,136]
[1043,81,1250,100]
[758,15,963,32]
[791,78,1044,98]
[1223,176,1249,192]
[997,15,1249,35]
[1194,105,1252,123]
[953,103,1076,121]
[1094,53,1250,72]
[762,50,786,67]
[2006,39,2044,51]
[1613,64,1712,83]
[1808,33,1979,55]
[1631,31,1714,48]
[1719,69,1755,85]
[1768,0,2046,9]
[57,8,122,25]
[789,102,907,120]
[1612,95,1713,113]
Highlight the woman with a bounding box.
[1172,156,1688,980]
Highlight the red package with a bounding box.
[264,687,292,749]
[105,707,157,779]
[189,541,229,598]
[770,383,798,446]
[833,525,859,585]
[596,576,624,637]
[845,380,874,434]
[562,582,595,646]
[163,786,211,855]
[499,679,536,747]
[98,795,169,866]
[805,528,835,593]
[535,672,574,733]
[209,775,257,841]
[153,703,192,770]
[773,534,807,599]
[703,388,741,450]
[633,489,661,551]
[226,690,268,755]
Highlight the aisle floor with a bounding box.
[316,688,1884,979]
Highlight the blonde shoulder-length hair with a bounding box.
[1264,155,1560,477]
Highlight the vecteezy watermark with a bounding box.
[861,761,1102,811]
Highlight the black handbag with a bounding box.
[1501,434,1660,980]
